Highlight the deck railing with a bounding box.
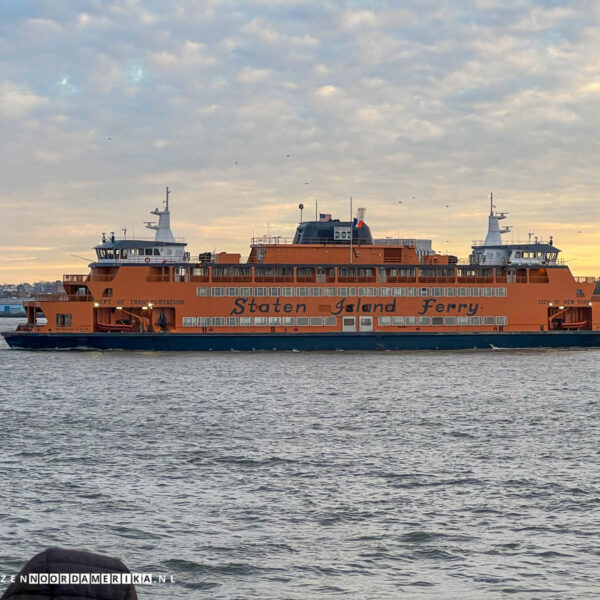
[34,294,93,302]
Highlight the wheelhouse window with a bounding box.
[102,288,113,297]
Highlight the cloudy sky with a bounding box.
[2,0,600,282]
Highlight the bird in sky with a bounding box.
[304,182,309,185]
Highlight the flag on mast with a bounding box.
[319,213,332,222]
[352,217,364,228]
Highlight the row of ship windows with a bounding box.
[196,286,509,298]
[182,316,509,327]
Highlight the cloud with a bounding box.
[0,82,47,118]
[1,0,600,282]
[236,66,272,83]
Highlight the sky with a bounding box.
[2,0,600,283]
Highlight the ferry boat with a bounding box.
[3,190,600,351]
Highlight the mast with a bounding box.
[483,192,510,246]
[144,186,176,243]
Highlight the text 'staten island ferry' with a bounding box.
[3,190,600,351]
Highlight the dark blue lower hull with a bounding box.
[3,331,600,351]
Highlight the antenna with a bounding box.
[528,230,534,243]
[490,192,494,215]
[121,226,127,240]
[298,203,304,223]
[165,186,170,211]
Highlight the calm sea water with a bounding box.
[1,318,599,599]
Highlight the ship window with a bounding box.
[296,287,308,296]
[297,267,314,277]
[254,317,267,326]
[153,249,160,256]
[418,316,431,325]
[102,288,113,297]
[323,287,336,296]
[470,288,481,297]
[483,288,495,296]
[212,317,225,326]
[211,287,224,297]
[378,316,391,326]
[338,287,348,296]
[276,267,294,278]
[496,287,507,297]
[432,317,443,325]
[269,317,281,326]
[197,317,210,326]
[282,287,294,296]
[392,287,403,296]
[432,287,442,296]
[283,317,295,326]
[458,316,469,325]
[145,248,153,256]
[240,317,252,326]
[576,288,585,297]
[458,288,469,297]
[445,288,455,296]
[392,316,404,326]
[196,287,209,296]
[296,317,309,326]
[254,287,266,296]
[240,287,252,296]
[343,317,354,326]
[310,317,323,326]
[227,317,239,326]
[255,266,274,277]
[269,287,281,296]
[471,316,482,325]
[405,287,417,296]
[226,287,239,296]
[378,287,390,296]
[445,316,457,325]
[338,267,356,278]
[496,316,508,325]
[311,288,322,297]
[484,316,495,325]
[166,249,172,256]
[406,316,417,325]
[192,267,209,276]
[182,317,195,327]
[56,313,72,327]
[324,316,337,326]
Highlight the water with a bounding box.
[1,318,599,599]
